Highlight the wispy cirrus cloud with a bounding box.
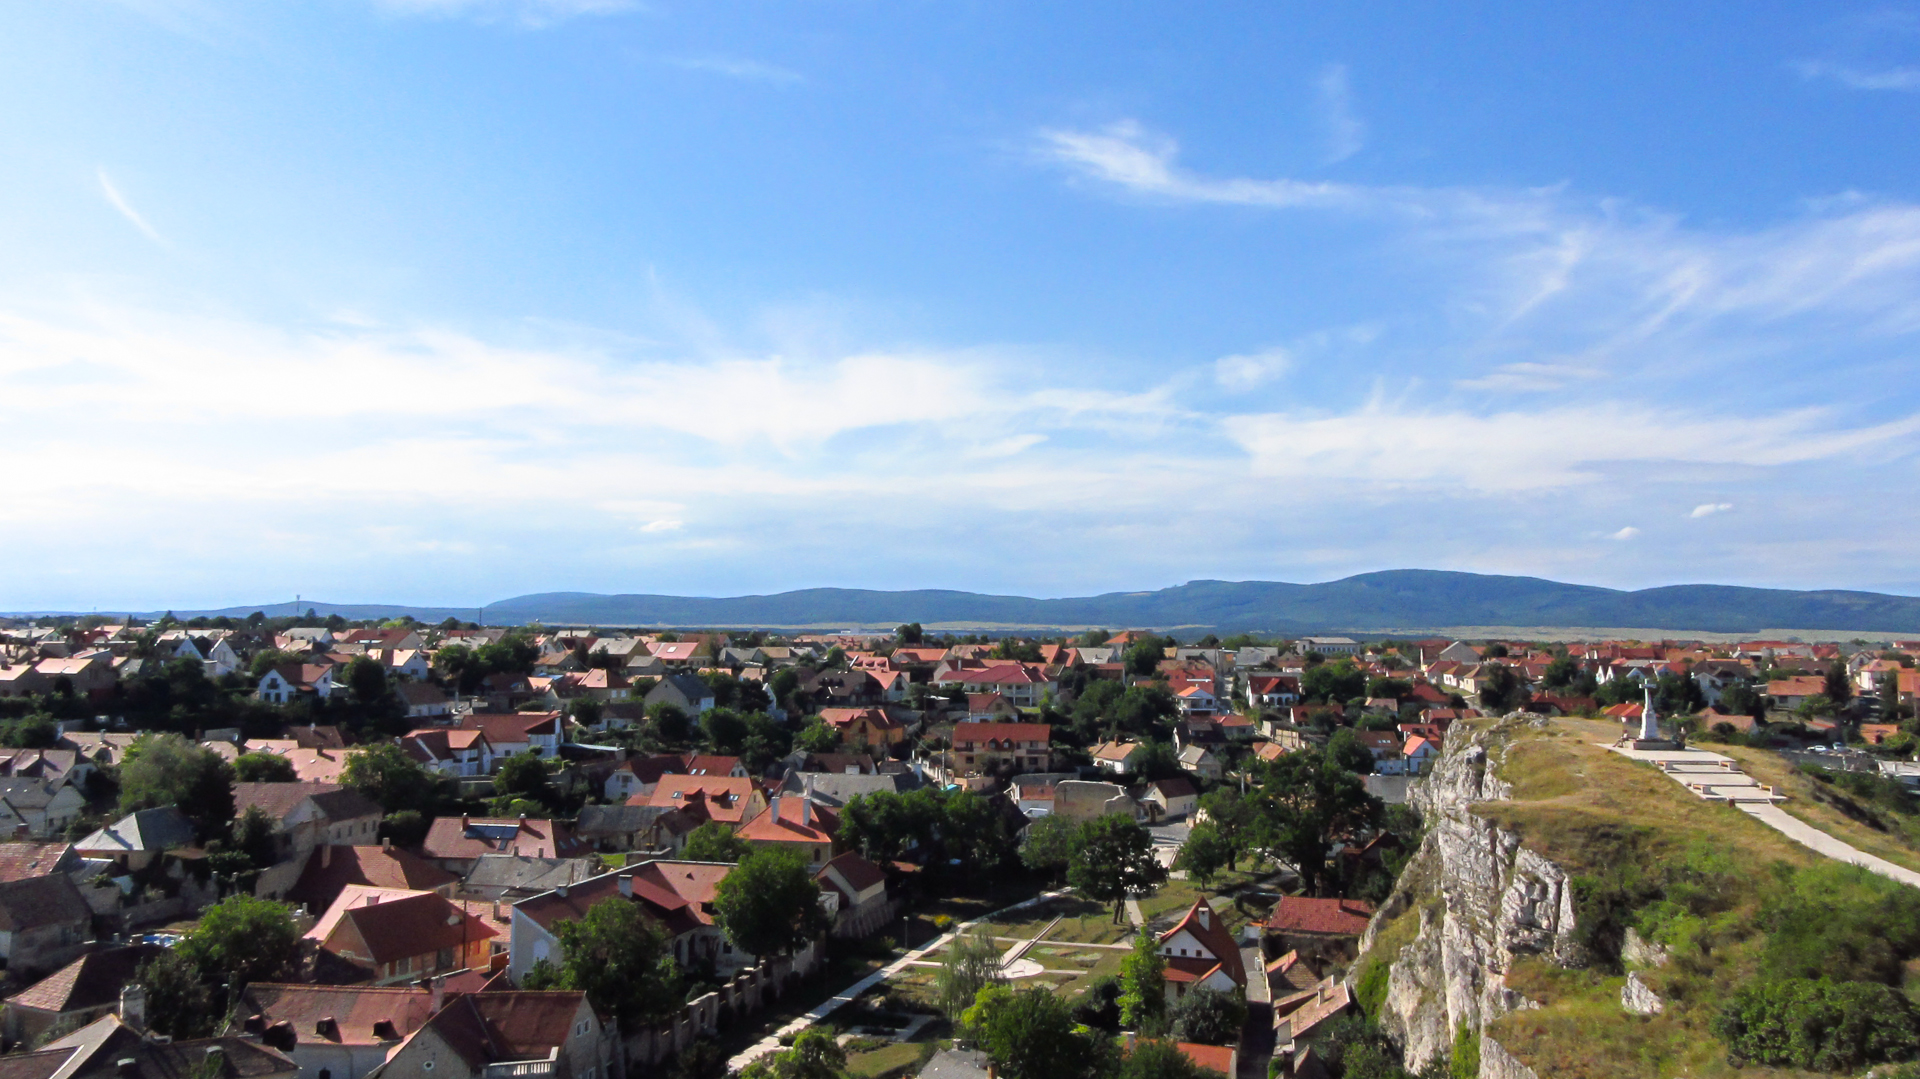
[1315,63,1366,163]
[1794,59,1920,91]
[667,55,803,85]
[1691,502,1735,518]
[96,170,165,246]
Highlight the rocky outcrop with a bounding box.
[1621,971,1664,1016]
[1356,714,1579,1078]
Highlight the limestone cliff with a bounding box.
[1356,715,1582,1078]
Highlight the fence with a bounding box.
[624,941,822,1067]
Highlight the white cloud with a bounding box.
[1214,347,1293,391]
[1316,64,1366,164]
[1037,121,1362,210]
[1455,362,1604,393]
[1609,526,1640,541]
[667,55,803,85]
[639,519,684,533]
[1794,60,1920,92]
[96,170,164,246]
[1690,502,1734,518]
[1222,402,1920,494]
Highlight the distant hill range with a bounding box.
[99,570,1920,635]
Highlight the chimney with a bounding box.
[618,875,633,899]
[118,984,147,1030]
[554,884,568,898]
[382,836,392,849]
[493,900,504,922]
[799,797,811,828]
[430,975,446,1013]
[321,845,332,869]
[1197,904,1211,930]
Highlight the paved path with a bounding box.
[1124,898,1144,927]
[1739,803,1920,888]
[1606,742,1920,891]
[725,889,1074,1074]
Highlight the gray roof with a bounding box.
[463,854,600,895]
[0,779,56,810]
[75,807,196,854]
[573,804,680,838]
[781,771,914,807]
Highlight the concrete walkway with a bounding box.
[724,889,1074,1074]
[1739,803,1920,888]
[1607,742,1920,891]
[1124,898,1144,928]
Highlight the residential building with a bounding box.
[510,861,757,980]
[306,887,497,986]
[73,807,196,872]
[257,665,337,705]
[419,817,587,876]
[948,721,1052,776]
[239,983,438,1079]
[375,991,618,1079]
[645,674,717,717]
[1091,740,1144,776]
[287,844,459,914]
[232,783,384,858]
[402,729,494,777]
[0,875,93,977]
[3,943,168,1045]
[1157,899,1245,1001]
[817,707,906,748]
[735,796,839,865]
[1177,744,1222,783]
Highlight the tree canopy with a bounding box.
[527,895,683,1032]
[713,849,831,958]
[180,894,302,985]
[1067,815,1168,922]
[1254,751,1383,895]
[120,733,235,838]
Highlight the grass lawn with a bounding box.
[1444,717,1853,1079]
[845,1041,934,1078]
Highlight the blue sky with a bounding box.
[4,1,1920,610]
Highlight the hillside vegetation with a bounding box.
[1462,720,1920,1078]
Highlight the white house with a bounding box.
[1157,899,1245,1002]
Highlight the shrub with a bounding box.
[1713,977,1920,1071]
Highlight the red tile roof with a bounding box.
[324,891,497,965]
[950,722,1051,746]
[1264,896,1374,937]
[1176,1042,1236,1076]
[0,842,73,884]
[420,817,585,861]
[1158,899,1245,988]
[242,983,436,1046]
[736,796,838,846]
[288,845,458,912]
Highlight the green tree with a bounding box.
[1018,813,1077,881]
[1301,660,1367,703]
[964,984,1110,1079]
[1825,660,1855,707]
[1196,787,1256,870]
[942,789,1009,875]
[647,702,691,745]
[181,894,301,985]
[233,751,296,783]
[120,733,235,838]
[1325,728,1377,775]
[838,789,942,863]
[1068,815,1168,922]
[541,896,683,1032]
[795,717,840,754]
[494,753,554,803]
[1169,986,1245,1045]
[1113,1040,1210,1079]
[136,950,215,1040]
[342,742,438,814]
[230,805,280,869]
[1477,664,1528,713]
[380,809,430,848]
[1173,821,1233,887]
[1125,638,1167,677]
[345,654,388,704]
[713,849,831,958]
[739,1030,846,1079]
[936,927,1006,1021]
[1365,677,1413,701]
[1117,930,1165,1032]
[895,622,924,646]
[1540,654,1579,690]
[1255,752,1384,895]
[681,821,751,863]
